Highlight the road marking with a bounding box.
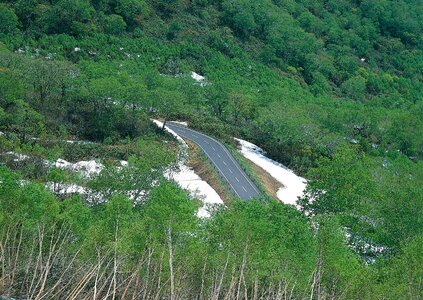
[235,177,240,182]
[217,154,221,158]
[168,130,241,198]
[229,168,233,173]
[222,161,227,165]
[212,146,216,151]
[166,122,257,198]
[242,186,247,192]
[204,140,209,144]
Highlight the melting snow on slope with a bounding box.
[171,121,188,127]
[5,151,31,162]
[153,119,224,217]
[54,158,103,177]
[46,182,87,194]
[4,152,103,178]
[191,72,208,87]
[152,120,187,146]
[166,165,223,218]
[235,138,307,206]
[191,72,205,82]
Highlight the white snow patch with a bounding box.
[191,72,205,82]
[45,181,147,204]
[172,121,188,127]
[73,161,103,175]
[3,153,103,178]
[166,165,223,218]
[0,131,4,136]
[344,229,386,263]
[235,138,307,206]
[152,120,188,146]
[46,182,87,194]
[53,158,103,177]
[18,179,30,186]
[5,151,31,162]
[190,72,208,87]
[64,139,96,145]
[55,158,73,169]
[74,47,81,52]
[153,119,224,217]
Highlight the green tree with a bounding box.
[102,14,126,35]
[310,71,331,95]
[48,0,94,36]
[0,4,19,34]
[115,0,150,28]
[301,146,375,212]
[206,84,228,118]
[140,182,199,299]
[89,139,176,203]
[152,87,184,129]
[376,235,423,299]
[313,216,368,299]
[341,76,366,101]
[227,91,256,125]
[207,199,316,295]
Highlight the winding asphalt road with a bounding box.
[166,122,261,200]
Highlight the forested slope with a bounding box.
[0,0,422,299]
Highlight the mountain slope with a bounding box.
[0,0,422,299]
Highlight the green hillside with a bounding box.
[0,0,422,298]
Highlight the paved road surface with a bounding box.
[166,122,261,200]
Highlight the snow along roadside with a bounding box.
[153,120,224,218]
[235,138,307,207]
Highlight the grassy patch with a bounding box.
[241,156,282,199]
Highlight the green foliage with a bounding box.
[0,4,19,34]
[207,199,316,290]
[143,181,198,235]
[116,0,150,28]
[0,167,59,227]
[88,139,176,201]
[341,76,367,101]
[102,14,126,35]
[374,235,423,299]
[301,146,377,215]
[48,0,95,36]
[315,216,369,299]
[0,0,421,297]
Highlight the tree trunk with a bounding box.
[167,225,175,300]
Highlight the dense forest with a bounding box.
[0,0,422,299]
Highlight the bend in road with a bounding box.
[166,122,261,200]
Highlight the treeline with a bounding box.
[1,0,422,102]
[0,44,192,142]
[1,0,423,166]
[1,41,422,171]
[1,166,421,299]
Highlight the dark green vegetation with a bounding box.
[0,0,422,298]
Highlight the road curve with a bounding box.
[166,122,261,200]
